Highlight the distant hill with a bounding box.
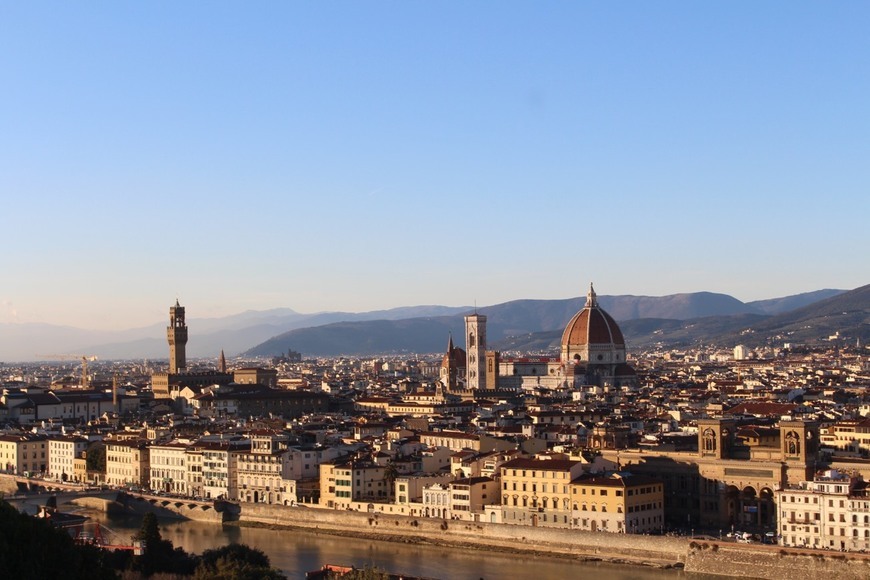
[489,314,771,353]
[244,288,865,357]
[599,292,755,320]
[747,289,846,315]
[76,306,476,361]
[2,287,863,362]
[249,317,467,357]
[1,305,472,362]
[722,283,870,347]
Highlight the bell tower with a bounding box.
[780,419,818,465]
[167,299,188,374]
[465,313,487,391]
[697,418,736,459]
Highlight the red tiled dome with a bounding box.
[561,285,625,348]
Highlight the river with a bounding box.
[71,506,716,580]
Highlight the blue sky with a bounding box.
[2,2,868,330]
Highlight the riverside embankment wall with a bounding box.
[241,503,687,569]
[685,539,870,580]
[240,504,870,579]
[0,476,19,495]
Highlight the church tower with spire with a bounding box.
[167,299,188,374]
[440,333,466,392]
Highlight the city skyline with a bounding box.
[2,3,869,330]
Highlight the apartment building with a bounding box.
[776,470,870,551]
[570,472,664,534]
[105,440,150,487]
[185,446,204,498]
[233,367,278,388]
[47,435,89,482]
[236,431,294,505]
[286,446,324,480]
[499,457,585,528]
[820,419,870,456]
[395,473,454,508]
[418,431,517,454]
[320,459,388,510]
[423,482,451,518]
[449,476,499,520]
[199,439,249,500]
[0,433,48,476]
[149,442,189,495]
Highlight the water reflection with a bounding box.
[75,508,708,579]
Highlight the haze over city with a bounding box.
[2,3,868,331]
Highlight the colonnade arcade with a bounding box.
[724,485,775,529]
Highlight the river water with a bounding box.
[72,507,715,580]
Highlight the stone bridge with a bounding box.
[115,490,237,522]
[0,473,102,495]
[0,474,234,522]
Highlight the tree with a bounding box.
[193,543,285,580]
[132,513,161,551]
[383,461,399,497]
[86,443,106,474]
[132,512,196,576]
[0,500,117,579]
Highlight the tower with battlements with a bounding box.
[167,299,188,374]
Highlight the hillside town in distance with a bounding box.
[3,286,870,553]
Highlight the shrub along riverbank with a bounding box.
[0,501,285,580]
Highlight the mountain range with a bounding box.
[1,287,864,363]
[244,288,864,357]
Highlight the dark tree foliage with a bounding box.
[0,500,117,580]
[86,442,106,473]
[193,543,286,580]
[198,543,271,569]
[133,512,162,549]
[131,512,197,577]
[0,501,285,580]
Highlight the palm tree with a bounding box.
[383,461,399,499]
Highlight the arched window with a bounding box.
[702,428,717,452]
[786,431,801,456]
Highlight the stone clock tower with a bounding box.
[167,299,188,374]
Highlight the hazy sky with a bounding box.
[2,3,868,330]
